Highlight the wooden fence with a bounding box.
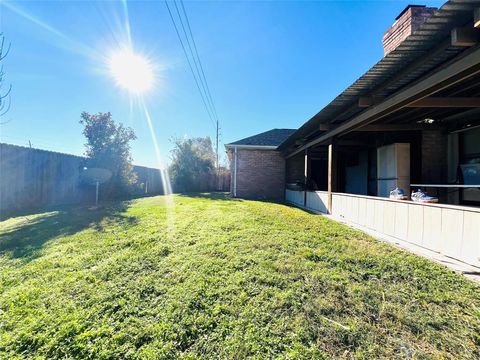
[0,144,166,215]
[0,143,230,215]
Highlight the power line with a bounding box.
[178,0,221,171]
[173,0,217,125]
[165,0,222,170]
[179,0,220,125]
[164,0,216,130]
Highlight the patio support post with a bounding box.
[233,146,238,197]
[304,148,310,207]
[304,149,311,184]
[328,140,337,214]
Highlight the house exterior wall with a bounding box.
[232,148,285,200]
[422,130,447,184]
[286,153,304,183]
[345,150,369,195]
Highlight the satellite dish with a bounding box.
[82,168,112,185]
[81,168,112,208]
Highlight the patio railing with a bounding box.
[286,189,480,268]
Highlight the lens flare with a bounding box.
[138,97,175,237]
[108,50,154,93]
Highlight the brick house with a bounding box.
[225,2,480,269]
[225,129,295,200]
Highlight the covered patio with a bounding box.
[280,2,480,268]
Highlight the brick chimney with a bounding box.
[382,5,437,56]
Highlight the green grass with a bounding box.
[0,193,479,359]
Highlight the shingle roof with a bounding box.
[226,129,296,147]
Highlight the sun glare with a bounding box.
[108,50,154,93]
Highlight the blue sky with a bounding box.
[0,0,444,168]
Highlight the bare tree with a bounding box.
[0,33,11,120]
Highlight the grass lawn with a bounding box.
[0,193,479,359]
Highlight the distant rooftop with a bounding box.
[226,128,296,148]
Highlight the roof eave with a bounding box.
[278,0,475,151]
[225,144,278,150]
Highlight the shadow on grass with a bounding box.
[0,201,136,262]
[178,192,238,201]
[178,192,286,205]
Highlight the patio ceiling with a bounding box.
[357,71,480,128]
[285,45,480,158]
[280,0,480,156]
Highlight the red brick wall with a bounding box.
[382,6,436,55]
[231,149,285,200]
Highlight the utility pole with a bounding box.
[215,120,219,190]
[215,121,219,169]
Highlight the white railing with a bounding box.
[306,191,329,214]
[285,189,305,207]
[286,190,480,268]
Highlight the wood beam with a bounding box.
[354,124,439,132]
[285,47,480,159]
[327,141,337,214]
[304,149,310,185]
[451,26,480,47]
[372,39,450,98]
[318,124,336,131]
[336,140,371,146]
[358,97,373,108]
[329,40,452,123]
[439,108,480,123]
[360,97,480,108]
[304,149,310,207]
[408,97,480,108]
[474,8,480,29]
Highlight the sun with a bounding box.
[108,50,154,94]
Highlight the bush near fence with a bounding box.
[171,169,230,193]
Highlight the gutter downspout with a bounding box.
[234,146,237,197]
